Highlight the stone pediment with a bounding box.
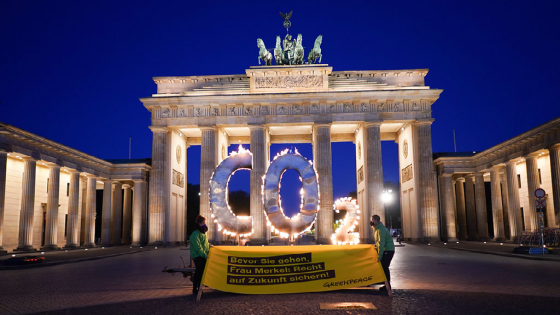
[246,64,331,93]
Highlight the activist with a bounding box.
[370,214,395,291]
[190,215,210,295]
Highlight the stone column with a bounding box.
[525,156,540,230]
[549,146,560,227]
[464,175,478,240]
[15,157,37,251]
[440,174,457,241]
[122,184,132,245]
[490,166,506,241]
[249,126,267,244]
[83,176,97,248]
[313,124,334,244]
[42,165,61,250]
[200,127,216,243]
[364,122,384,243]
[132,180,145,246]
[111,182,123,246]
[416,121,439,241]
[474,172,490,240]
[148,127,167,246]
[0,151,7,253]
[500,172,511,239]
[100,180,112,246]
[64,171,81,249]
[455,178,468,240]
[505,161,523,239]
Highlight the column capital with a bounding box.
[464,174,475,179]
[0,149,9,155]
[455,177,466,182]
[113,181,123,187]
[199,126,217,132]
[132,179,145,184]
[548,144,560,151]
[314,123,332,128]
[149,126,168,133]
[491,164,505,170]
[441,173,454,178]
[248,125,266,131]
[363,121,382,128]
[85,174,97,179]
[123,184,132,189]
[21,156,37,162]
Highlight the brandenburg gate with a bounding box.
[140,63,443,245]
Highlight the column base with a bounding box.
[82,243,96,248]
[315,238,333,245]
[63,244,80,250]
[444,237,459,242]
[493,237,508,242]
[0,246,7,255]
[477,237,492,241]
[40,245,60,251]
[14,246,37,252]
[148,241,166,247]
[247,238,268,245]
[422,237,441,243]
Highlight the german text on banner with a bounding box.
[201,245,386,294]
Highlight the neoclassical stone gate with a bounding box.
[141,64,443,244]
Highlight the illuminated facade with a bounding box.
[141,64,443,244]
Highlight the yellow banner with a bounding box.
[201,245,386,294]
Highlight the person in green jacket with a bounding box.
[190,215,210,295]
[370,214,395,290]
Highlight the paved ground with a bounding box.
[1,241,559,315]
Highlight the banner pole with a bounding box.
[196,284,204,301]
[385,281,392,297]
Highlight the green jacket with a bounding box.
[189,230,210,259]
[373,222,395,260]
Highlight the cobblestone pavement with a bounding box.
[1,243,559,315]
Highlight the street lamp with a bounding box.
[381,190,393,228]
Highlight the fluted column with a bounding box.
[440,174,457,241]
[148,127,167,245]
[200,127,216,243]
[64,171,81,249]
[111,182,123,246]
[132,180,145,246]
[474,172,490,240]
[101,180,112,246]
[500,172,511,239]
[416,121,439,241]
[313,124,334,244]
[249,126,267,244]
[0,151,7,253]
[506,161,523,239]
[525,156,540,230]
[122,184,132,245]
[490,166,506,241]
[549,146,560,227]
[42,165,61,250]
[464,175,478,240]
[363,122,384,243]
[83,176,97,248]
[455,178,468,240]
[15,157,37,251]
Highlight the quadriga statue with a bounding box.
[294,34,304,65]
[307,35,322,64]
[257,38,272,66]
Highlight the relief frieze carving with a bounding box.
[177,109,186,117]
[211,108,220,116]
[401,164,413,183]
[394,102,403,112]
[161,108,171,118]
[377,102,385,111]
[360,103,370,112]
[293,105,302,114]
[277,105,287,114]
[229,107,236,115]
[357,166,364,184]
[254,75,323,89]
[245,107,253,115]
[172,169,185,188]
[260,106,269,115]
[328,104,336,113]
[310,104,319,113]
[411,102,420,111]
[195,108,203,117]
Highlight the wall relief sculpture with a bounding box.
[254,75,323,89]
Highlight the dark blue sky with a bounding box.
[2,1,559,215]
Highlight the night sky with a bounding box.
[2,1,559,216]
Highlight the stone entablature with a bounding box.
[151,66,429,96]
[0,123,151,179]
[434,117,560,174]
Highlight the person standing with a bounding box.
[371,214,395,290]
[190,215,210,295]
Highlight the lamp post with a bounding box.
[381,190,393,229]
